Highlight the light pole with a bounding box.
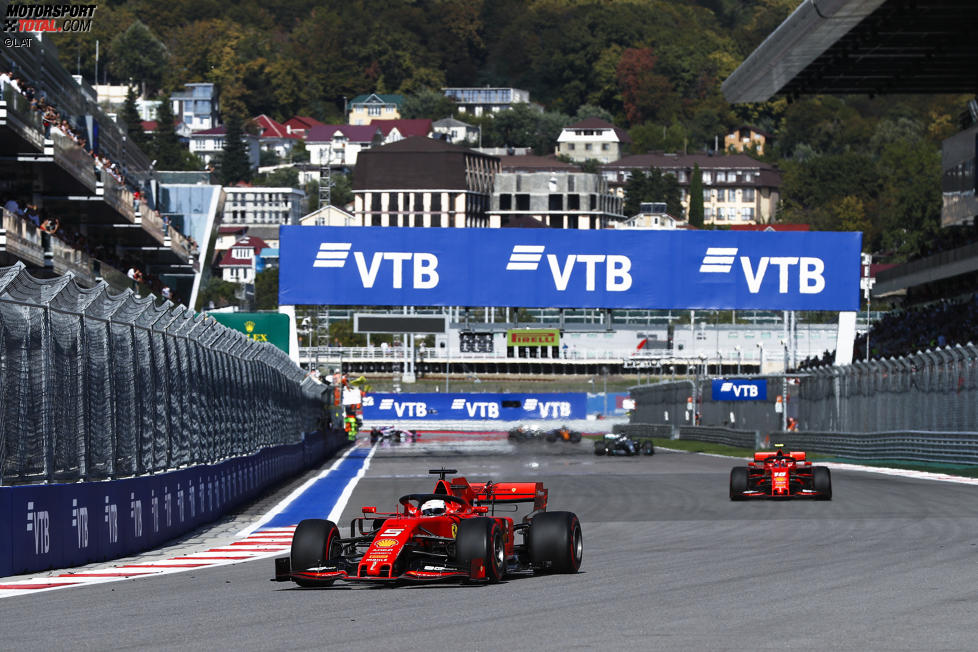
[734,345,742,375]
[756,342,764,375]
[779,338,788,431]
[602,366,609,415]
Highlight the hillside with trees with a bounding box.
[58,0,967,260]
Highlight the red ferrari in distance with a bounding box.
[729,445,832,500]
[273,469,583,586]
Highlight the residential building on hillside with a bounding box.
[217,235,267,284]
[222,186,304,226]
[616,202,687,230]
[601,152,782,225]
[724,125,772,155]
[306,124,382,167]
[171,83,220,131]
[372,118,433,145]
[489,155,624,229]
[188,126,260,168]
[283,116,324,138]
[433,117,480,145]
[299,204,361,226]
[442,87,531,116]
[252,114,298,159]
[348,93,404,125]
[556,118,631,163]
[353,136,499,227]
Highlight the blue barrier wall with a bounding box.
[0,430,348,578]
[362,393,587,421]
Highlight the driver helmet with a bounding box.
[420,499,446,516]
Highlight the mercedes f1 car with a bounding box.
[273,469,583,586]
[369,426,418,444]
[729,445,832,500]
[594,433,654,456]
[507,424,546,442]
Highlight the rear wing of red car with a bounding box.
[434,475,547,511]
[753,451,806,462]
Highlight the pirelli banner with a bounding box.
[279,226,861,310]
[507,328,560,348]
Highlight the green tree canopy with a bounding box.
[623,168,683,217]
[219,109,253,185]
[109,20,168,96]
[688,163,704,227]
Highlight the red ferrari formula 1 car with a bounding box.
[729,445,832,500]
[273,469,583,586]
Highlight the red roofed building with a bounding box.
[371,118,433,145]
[251,114,299,159]
[283,116,324,138]
[217,235,269,284]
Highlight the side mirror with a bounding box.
[473,505,489,514]
[362,506,377,514]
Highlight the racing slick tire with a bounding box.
[545,431,558,443]
[594,441,607,455]
[570,431,582,443]
[529,511,583,574]
[813,466,832,501]
[455,518,505,583]
[642,440,655,456]
[729,467,748,501]
[291,519,342,587]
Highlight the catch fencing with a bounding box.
[0,262,325,485]
[630,343,978,434]
[626,343,978,463]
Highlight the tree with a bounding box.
[402,90,457,119]
[623,168,683,217]
[120,85,148,151]
[615,47,678,126]
[196,276,239,311]
[219,109,252,185]
[688,164,704,227]
[109,21,168,96]
[151,94,185,169]
[254,267,278,310]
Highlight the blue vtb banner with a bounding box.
[712,379,768,401]
[362,393,586,421]
[279,226,861,310]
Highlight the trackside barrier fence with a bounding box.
[616,423,978,465]
[0,429,349,577]
[629,343,978,434]
[0,262,327,485]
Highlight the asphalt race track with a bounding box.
[3,436,978,651]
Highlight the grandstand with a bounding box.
[725,0,978,365]
[1,37,201,302]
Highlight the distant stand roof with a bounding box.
[723,0,978,102]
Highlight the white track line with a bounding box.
[327,444,377,522]
[236,444,365,538]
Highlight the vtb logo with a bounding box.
[506,245,632,292]
[720,381,759,398]
[699,247,825,294]
[314,242,439,289]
